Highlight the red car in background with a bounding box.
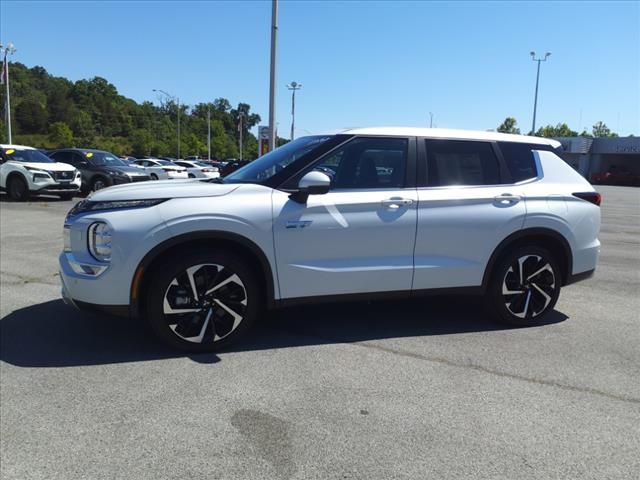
[591,166,640,186]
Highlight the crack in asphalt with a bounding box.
[277,326,640,406]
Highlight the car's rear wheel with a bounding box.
[145,250,261,352]
[150,173,158,180]
[8,175,30,201]
[486,246,561,327]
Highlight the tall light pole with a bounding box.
[429,112,434,128]
[207,104,211,161]
[153,88,180,158]
[287,81,302,140]
[238,111,244,161]
[530,51,551,135]
[1,43,17,144]
[268,0,278,151]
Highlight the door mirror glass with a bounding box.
[291,171,331,203]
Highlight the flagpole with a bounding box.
[1,43,16,144]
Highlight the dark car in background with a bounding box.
[48,149,150,192]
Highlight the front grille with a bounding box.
[52,171,75,181]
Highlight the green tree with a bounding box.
[592,121,617,138]
[15,97,47,133]
[130,129,153,156]
[535,123,577,138]
[48,122,74,147]
[497,117,521,134]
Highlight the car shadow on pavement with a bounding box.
[0,297,568,368]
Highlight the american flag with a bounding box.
[0,55,6,86]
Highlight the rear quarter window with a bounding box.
[498,142,538,183]
[426,140,500,186]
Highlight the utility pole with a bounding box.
[238,111,244,161]
[287,81,302,140]
[268,0,278,151]
[530,51,551,135]
[207,105,211,161]
[429,112,434,128]
[1,43,17,144]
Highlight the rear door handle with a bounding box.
[382,198,413,209]
[494,193,522,204]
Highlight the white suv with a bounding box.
[59,128,601,351]
[1,144,81,200]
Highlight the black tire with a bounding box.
[188,173,195,178]
[91,176,108,192]
[59,193,75,201]
[150,173,158,180]
[8,175,30,201]
[485,246,561,327]
[145,249,262,352]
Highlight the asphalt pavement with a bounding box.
[1,186,639,480]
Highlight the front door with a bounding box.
[272,136,418,300]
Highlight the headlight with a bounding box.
[88,222,112,262]
[63,225,71,252]
[67,198,168,216]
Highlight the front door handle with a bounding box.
[382,198,413,209]
[494,193,522,204]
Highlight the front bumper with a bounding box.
[61,274,130,317]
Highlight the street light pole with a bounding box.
[286,81,302,140]
[1,43,17,144]
[207,105,211,161]
[153,88,180,157]
[268,0,278,151]
[530,51,551,135]
[429,112,434,128]
[238,111,244,161]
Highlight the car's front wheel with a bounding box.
[145,250,261,352]
[8,175,30,201]
[486,246,561,327]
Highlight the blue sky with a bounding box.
[1,0,638,137]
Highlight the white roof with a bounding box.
[341,127,562,148]
[0,144,36,150]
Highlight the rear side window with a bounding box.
[499,142,538,183]
[426,140,500,186]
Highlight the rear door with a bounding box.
[413,138,526,290]
[273,136,418,299]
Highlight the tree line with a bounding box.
[0,62,278,159]
[496,117,623,138]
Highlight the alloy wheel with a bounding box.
[162,263,247,343]
[501,254,556,319]
[93,179,107,191]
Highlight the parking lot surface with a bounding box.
[1,186,639,480]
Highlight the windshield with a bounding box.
[86,151,128,167]
[2,148,54,163]
[224,135,334,183]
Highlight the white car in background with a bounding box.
[0,144,81,200]
[134,158,188,180]
[173,160,220,179]
[125,159,169,180]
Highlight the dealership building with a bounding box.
[554,136,640,179]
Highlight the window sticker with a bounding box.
[86,152,94,158]
[6,149,15,155]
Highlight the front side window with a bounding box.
[302,137,408,190]
[85,151,127,167]
[426,140,500,186]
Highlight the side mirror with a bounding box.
[290,171,331,203]
[78,161,88,167]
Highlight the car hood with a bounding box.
[15,161,76,172]
[87,179,241,201]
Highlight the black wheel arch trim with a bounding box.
[130,231,276,318]
[481,227,573,290]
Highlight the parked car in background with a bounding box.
[48,149,150,192]
[1,144,81,200]
[60,128,601,352]
[220,160,251,177]
[125,159,169,180]
[133,158,188,179]
[591,166,640,186]
[172,160,220,178]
